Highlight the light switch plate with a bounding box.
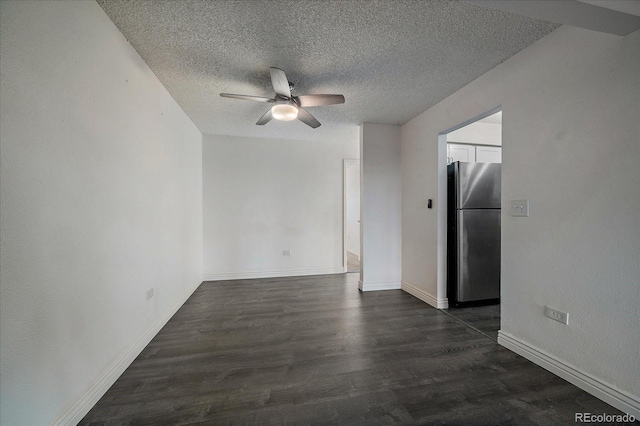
[510,199,529,217]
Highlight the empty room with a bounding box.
[1,1,639,425]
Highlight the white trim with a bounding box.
[358,280,401,291]
[52,279,202,426]
[343,159,360,274]
[498,331,640,418]
[436,133,449,309]
[203,267,345,282]
[401,280,449,309]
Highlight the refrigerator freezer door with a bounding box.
[456,162,501,209]
[457,209,501,302]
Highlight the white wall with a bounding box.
[401,26,640,415]
[202,132,359,280]
[0,2,203,425]
[360,123,402,291]
[346,162,360,256]
[447,121,502,145]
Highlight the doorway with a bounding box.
[344,159,360,273]
[443,109,502,340]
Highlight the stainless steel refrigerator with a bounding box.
[447,162,501,306]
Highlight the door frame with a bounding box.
[439,106,502,307]
[343,159,360,273]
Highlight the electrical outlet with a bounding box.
[510,199,529,217]
[283,250,292,256]
[544,306,568,325]
[146,288,154,300]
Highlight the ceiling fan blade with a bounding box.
[270,67,291,98]
[220,93,274,103]
[296,94,345,107]
[297,107,321,128]
[256,109,273,125]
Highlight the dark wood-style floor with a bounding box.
[80,274,623,425]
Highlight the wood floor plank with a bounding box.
[79,274,629,425]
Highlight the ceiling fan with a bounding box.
[220,67,345,129]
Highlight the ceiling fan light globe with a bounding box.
[271,103,298,121]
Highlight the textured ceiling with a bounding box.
[97,0,559,141]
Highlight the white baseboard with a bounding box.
[358,280,401,291]
[203,267,344,281]
[52,279,202,426]
[401,281,448,309]
[498,331,640,418]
